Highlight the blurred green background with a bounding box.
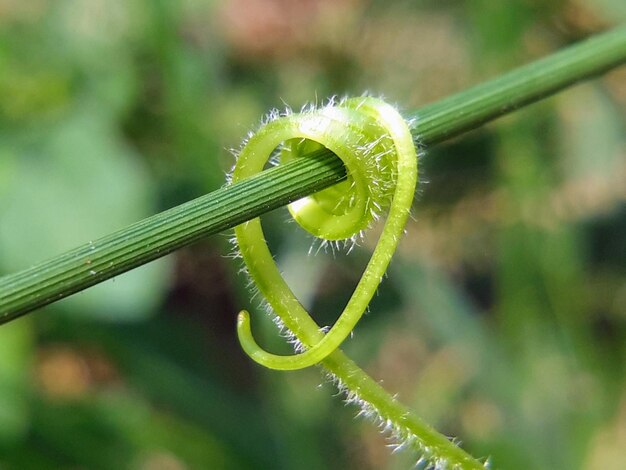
[1,1,625,468]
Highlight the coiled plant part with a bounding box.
[232,96,417,370]
[230,97,485,468]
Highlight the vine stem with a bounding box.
[321,350,484,468]
[1,25,625,323]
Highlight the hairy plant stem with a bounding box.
[229,97,483,466]
[2,25,624,323]
[323,349,484,468]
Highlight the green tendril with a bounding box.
[231,97,418,371]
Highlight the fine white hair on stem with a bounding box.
[323,368,490,469]
[226,95,487,467]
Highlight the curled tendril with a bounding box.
[231,96,418,370]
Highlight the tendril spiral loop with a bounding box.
[231,97,418,370]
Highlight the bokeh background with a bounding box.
[1,1,625,469]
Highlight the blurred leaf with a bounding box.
[26,392,244,470]
[0,320,33,446]
[0,106,170,320]
[587,0,626,21]
[558,85,624,181]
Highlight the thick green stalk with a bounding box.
[1,25,625,323]
[0,149,346,322]
[411,24,626,143]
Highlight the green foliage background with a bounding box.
[0,1,625,468]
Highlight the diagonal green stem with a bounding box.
[1,25,625,323]
[320,349,485,468]
[410,23,626,144]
